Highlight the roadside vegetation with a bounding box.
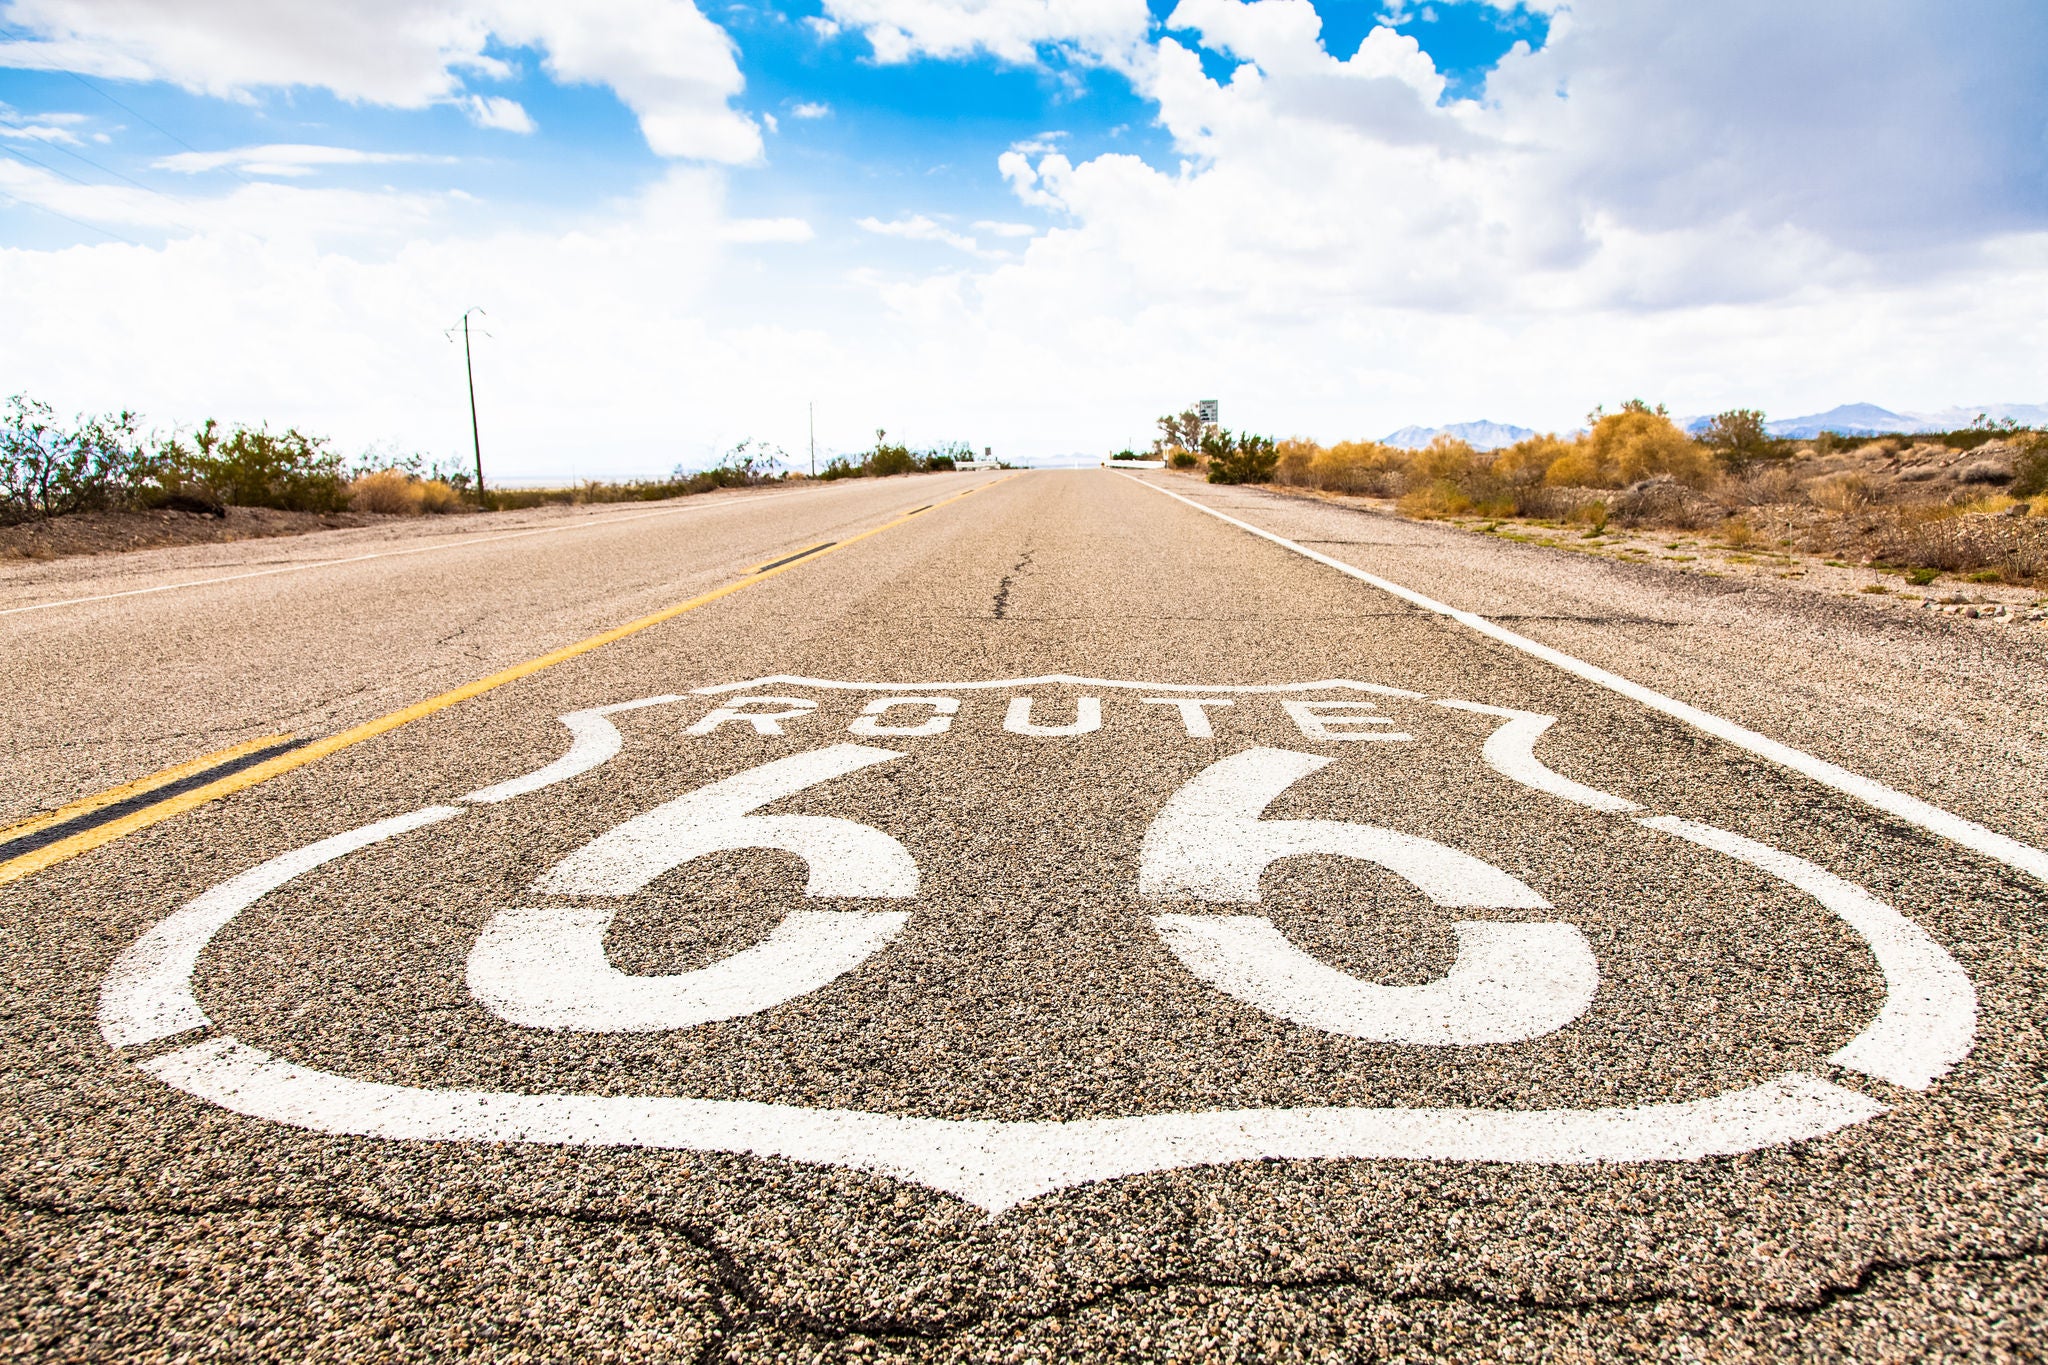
[1149,401,2048,587]
[0,394,828,527]
[818,430,969,481]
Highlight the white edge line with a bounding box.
[1122,474,2048,887]
[691,675,1427,698]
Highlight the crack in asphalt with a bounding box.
[6,1189,2043,1348]
[991,546,1035,621]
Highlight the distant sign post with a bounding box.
[1197,399,1219,425]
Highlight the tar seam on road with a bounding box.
[0,732,294,850]
[748,541,836,574]
[0,475,1017,889]
[0,736,305,862]
[1122,472,2048,888]
[0,491,827,618]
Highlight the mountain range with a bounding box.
[1383,403,2047,450]
[1380,420,1537,451]
[1693,402,2048,439]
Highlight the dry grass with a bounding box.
[347,469,462,515]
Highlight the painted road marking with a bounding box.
[99,677,1971,1209]
[0,477,1015,890]
[469,745,917,1032]
[1140,746,1596,1045]
[1123,473,2048,888]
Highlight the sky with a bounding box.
[0,1,2044,479]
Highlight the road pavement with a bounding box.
[3,469,2044,1360]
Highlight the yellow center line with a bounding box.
[0,474,1019,889]
[0,733,293,847]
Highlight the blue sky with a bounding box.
[0,1,2041,477]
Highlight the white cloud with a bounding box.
[788,101,832,119]
[973,220,1038,238]
[0,0,759,163]
[857,213,991,256]
[819,0,1152,67]
[722,216,814,243]
[0,120,82,144]
[459,93,535,133]
[153,144,448,178]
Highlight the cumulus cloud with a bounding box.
[819,0,1152,67]
[0,0,759,162]
[788,101,832,119]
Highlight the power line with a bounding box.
[0,134,206,240]
[0,116,170,195]
[0,148,144,246]
[68,71,202,154]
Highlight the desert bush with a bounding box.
[0,394,151,524]
[1273,437,1321,486]
[158,420,348,512]
[1491,435,1572,489]
[1807,474,1873,513]
[346,469,464,515]
[1207,432,1280,485]
[1612,476,1715,529]
[2010,435,2048,498]
[348,469,425,514]
[1308,440,1405,496]
[1550,405,1713,488]
[1152,408,1215,465]
[1697,408,1786,474]
[1718,465,1801,507]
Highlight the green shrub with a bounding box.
[159,420,348,512]
[0,394,149,524]
[1206,432,1279,485]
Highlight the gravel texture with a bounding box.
[3,469,2043,1360]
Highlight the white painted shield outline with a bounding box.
[98,677,1976,1213]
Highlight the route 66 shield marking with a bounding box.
[99,675,1974,1212]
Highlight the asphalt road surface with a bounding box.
[4,469,2045,1361]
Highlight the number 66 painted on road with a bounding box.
[468,743,1598,1043]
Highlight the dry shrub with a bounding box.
[1274,437,1321,486]
[1807,474,1872,513]
[1310,440,1406,496]
[1719,465,1800,507]
[348,468,423,514]
[1492,435,1573,487]
[1398,481,1475,518]
[1876,509,2047,580]
[1547,409,1711,488]
[347,470,462,515]
[1612,476,1715,529]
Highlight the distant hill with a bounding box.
[1682,401,2048,439]
[1381,420,1536,451]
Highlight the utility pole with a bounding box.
[447,308,488,507]
[809,400,816,477]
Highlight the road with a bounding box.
[4,468,2045,1360]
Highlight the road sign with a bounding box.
[100,675,1973,1213]
[1197,400,1219,424]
